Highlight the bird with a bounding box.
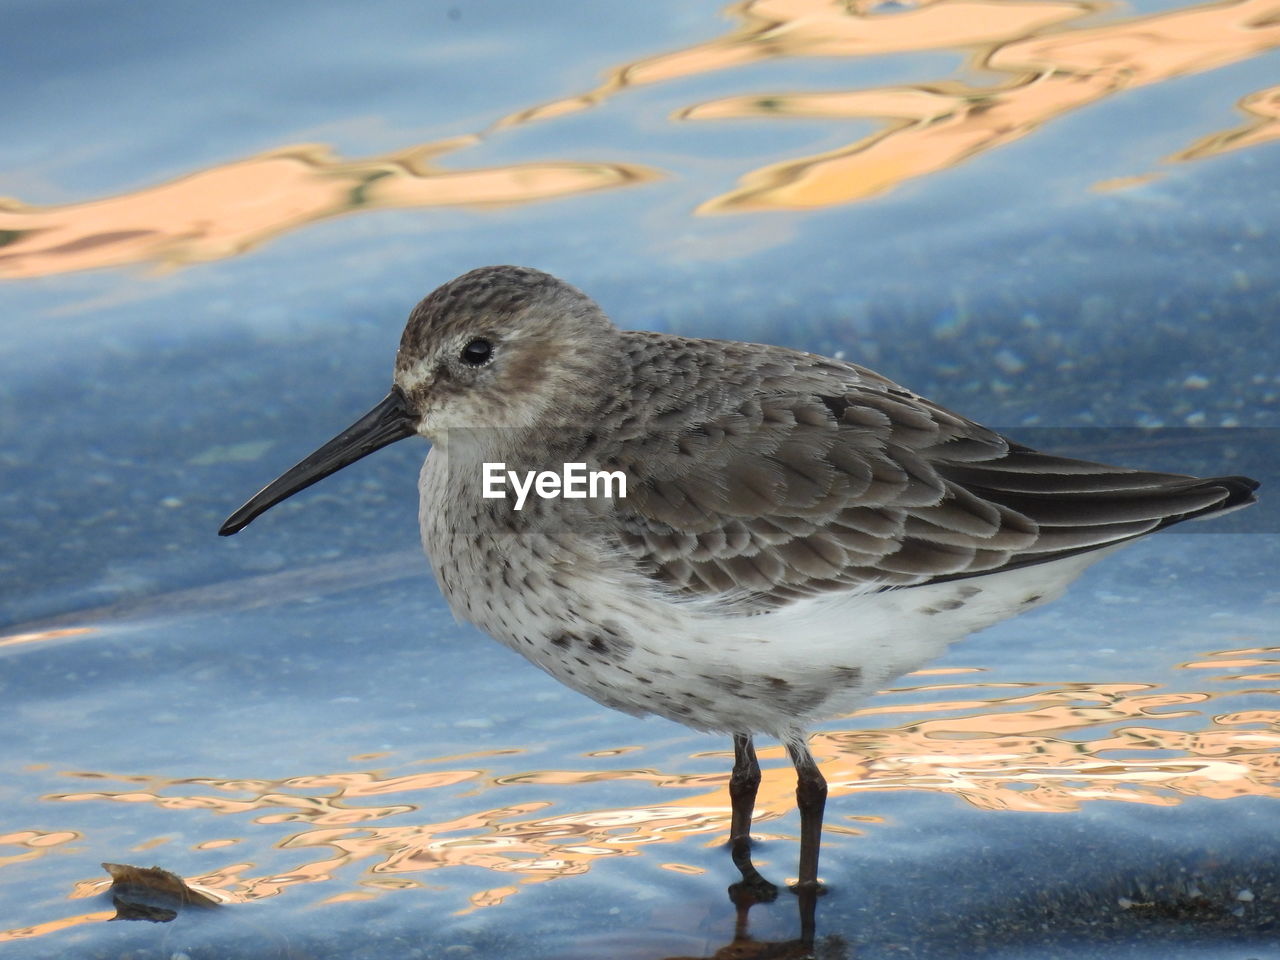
[220,265,1258,946]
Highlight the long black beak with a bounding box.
[219,388,416,536]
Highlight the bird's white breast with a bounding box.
[418,448,1115,738]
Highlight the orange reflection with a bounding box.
[3,642,1276,945]
[0,627,93,649]
[3,0,1278,279]
[685,0,1280,210]
[48,767,479,825]
[0,830,81,869]
[1170,83,1280,161]
[502,0,1093,126]
[0,911,116,943]
[0,144,655,279]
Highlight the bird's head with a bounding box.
[219,265,620,536]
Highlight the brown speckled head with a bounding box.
[394,265,623,436]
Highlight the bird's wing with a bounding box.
[600,335,1255,605]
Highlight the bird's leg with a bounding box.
[786,735,827,950]
[786,736,827,890]
[727,733,778,904]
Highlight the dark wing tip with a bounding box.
[1141,473,1258,533]
[1200,474,1260,513]
[1218,473,1260,499]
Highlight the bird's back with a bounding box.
[587,331,1257,608]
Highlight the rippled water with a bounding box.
[2,1,1278,957]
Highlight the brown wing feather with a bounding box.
[595,332,1257,605]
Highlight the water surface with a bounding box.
[2,1,1278,957]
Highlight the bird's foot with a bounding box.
[729,873,780,906]
[788,879,827,897]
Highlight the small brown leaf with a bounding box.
[101,861,223,922]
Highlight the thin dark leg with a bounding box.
[787,736,827,950]
[727,733,778,904]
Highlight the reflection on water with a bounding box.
[1173,83,1280,161]
[0,145,655,279]
[0,831,82,870]
[0,628,93,650]
[682,0,1280,210]
[4,643,1275,944]
[2,0,1278,277]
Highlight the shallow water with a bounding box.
[2,1,1278,957]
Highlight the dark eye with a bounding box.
[460,338,493,366]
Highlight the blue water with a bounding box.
[2,1,1279,957]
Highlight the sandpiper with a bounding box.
[220,265,1258,943]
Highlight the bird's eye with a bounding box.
[460,338,493,366]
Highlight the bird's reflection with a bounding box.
[662,885,840,960]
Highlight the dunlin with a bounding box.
[221,265,1258,943]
